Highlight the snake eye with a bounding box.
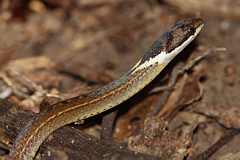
[188,27,196,35]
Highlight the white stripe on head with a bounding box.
[132,23,203,73]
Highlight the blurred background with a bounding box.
[0,0,240,159]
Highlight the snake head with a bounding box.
[134,18,204,72]
[163,18,204,54]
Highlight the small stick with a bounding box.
[148,48,225,117]
[190,129,240,160]
[101,110,119,140]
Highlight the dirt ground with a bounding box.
[0,0,240,160]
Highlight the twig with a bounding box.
[148,48,226,117]
[148,63,183,117]
[190,129,240,160]
[1,68,60,101]
[101,110,119,140]
[150,48,226,94]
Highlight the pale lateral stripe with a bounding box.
[132,24,203,73]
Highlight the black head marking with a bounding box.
[137,18,203,66]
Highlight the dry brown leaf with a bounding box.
[158,69,203,121]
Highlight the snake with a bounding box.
[9,18,204,160]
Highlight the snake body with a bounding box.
[9,18,204,159]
